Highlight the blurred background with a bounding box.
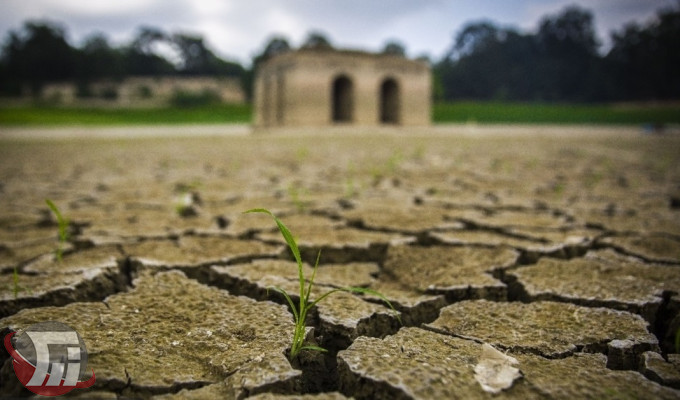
[0,0,678,126]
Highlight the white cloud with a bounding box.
[0,0,673,64]
[41,0,163,17]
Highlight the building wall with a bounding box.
[40,76,244,107]
[254,49,431,128]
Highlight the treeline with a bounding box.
[0,23,246,97]
[0,4,679,103]
[434,5,680,102]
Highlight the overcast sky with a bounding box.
[1,0,676,65]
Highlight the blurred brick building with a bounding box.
[254,49,431,128]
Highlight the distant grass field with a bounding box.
[1,101,678,126]
[433,102,680,125]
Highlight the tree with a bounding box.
[382,40,406,57]
[534,6,603,101]
[536,6,599,56]
[437,21,538,101]
[172,33,212,74]
[253,36,291,66]
[448,21,502,60]
[130,26,167,54]
[2,20,76,95]
[435,5,615,102]
[606,5,680,100]
[168,33,243,77]
[123,26,175,76]
[77,33,124,81]
[301,31,332,49]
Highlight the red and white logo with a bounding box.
[4,321,95,396]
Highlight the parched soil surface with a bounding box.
[1,125,680,399]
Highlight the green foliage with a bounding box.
[433,102,680,125]
[435,5,680,102]
[301,31,333,50]
[99,86,119,100]
[3,101,679,127]
[45,199,68,262]
[2,21,75,95]
[75,82,95,99]
[136,85,153,99]
[0,21,247,97]
[385,150,403,174]
[244,208,400,359]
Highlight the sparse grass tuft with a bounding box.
[45,199,69,262]
[244,208,400,359]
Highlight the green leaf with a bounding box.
[308,288,343,309]
[343,286,402,324]
[300,345,328,353]
[244,208,303,269]
[45,198,68,261]
[45,199,68,233]
[244,208,306,314]
[270,286,300,324]
[304,250,322,306]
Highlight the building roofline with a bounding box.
[259,47,429,69]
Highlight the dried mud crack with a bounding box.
[2,127,680,399]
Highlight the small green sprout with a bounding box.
[244,208,400,359]
[295,147,310,162]
[412,144,426,161]
[344,176,358,199]
[45,199,69,262]
[386,150,403,174]
[287,183,307,212]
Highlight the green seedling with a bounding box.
[45,199,69,262]
[343,162,361,199]
[295,147,310,162]
[287,183,308,212]
[412,144,426,161]
[344,176,357,199]
[386,150,403,174]
[244,208,400,359]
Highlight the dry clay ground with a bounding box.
[1,125,680,399]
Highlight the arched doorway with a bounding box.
[380,78,400,124]
[332,75,353,123]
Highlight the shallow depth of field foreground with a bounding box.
[2,125,680,399]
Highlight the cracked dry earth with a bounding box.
[1,126,680,399]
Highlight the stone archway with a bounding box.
[332,75,353,123]
[380,78,400,124]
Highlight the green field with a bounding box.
[433,102,680,125]
[0,102,678,126]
